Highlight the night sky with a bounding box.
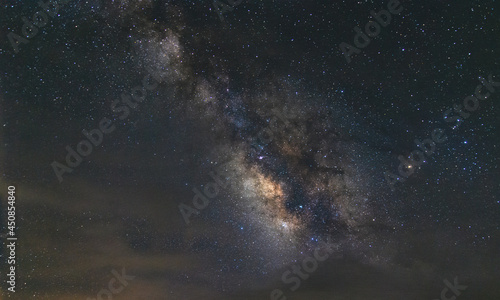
[0,0,499,299]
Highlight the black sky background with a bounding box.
[0,0,499,299]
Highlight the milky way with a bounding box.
[1,0,499,299]
[106,5,401,288]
